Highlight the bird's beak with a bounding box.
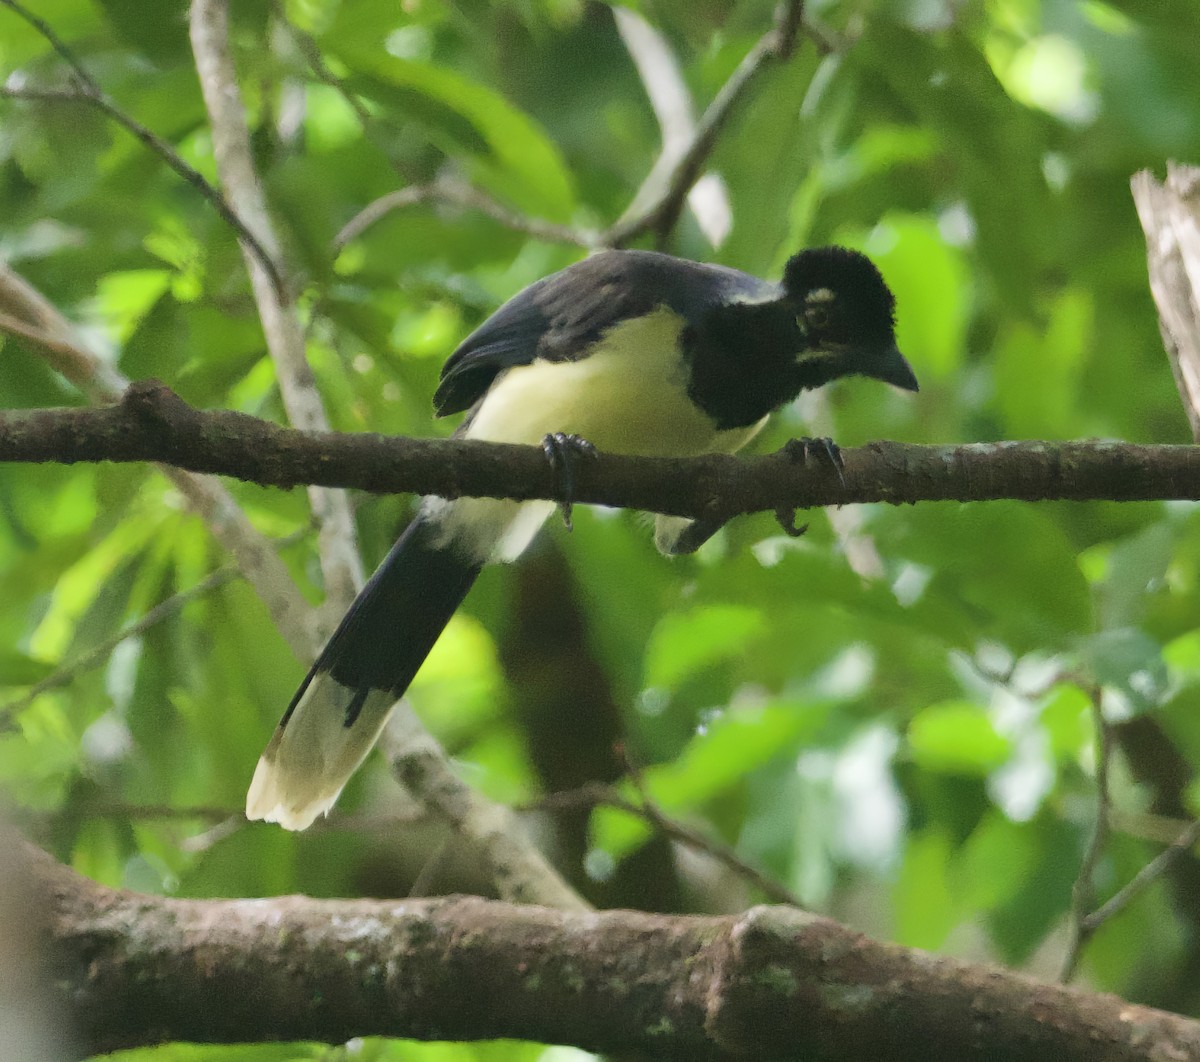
[868,345,919,392]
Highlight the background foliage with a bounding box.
[3,0,1200,1057]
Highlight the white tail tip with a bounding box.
[245,678,398,831]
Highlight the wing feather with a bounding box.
[433,249,772,416]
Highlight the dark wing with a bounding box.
[432,249,773,416]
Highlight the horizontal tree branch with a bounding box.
[2,383,1200,523]
[23,842,1200,1060]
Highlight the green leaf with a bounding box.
[894,829,959,949]
[955,810,1040,914]
[0,649,55,686]
[332,57,575,221]
[993,288,1093,438]
[643,604,765,691]
[592,700,829,860]
[1163,628,1200,683]
[1076,628,1167,716]
[1093,521,1174,629]
[1038,683,1092,762]
[860,213,969,383]
[907,700,1012,776]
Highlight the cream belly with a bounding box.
[436,308,766,561]
[464,309,763,456]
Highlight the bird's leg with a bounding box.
[780,436,846,487]
[542,432,598,531]
[667,515,729,555]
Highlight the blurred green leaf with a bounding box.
[592,700,828,860]
[334,58,576,220]
[1076,627,1167,716]
[907,700,1012,776]
[992,288,1093,439]
[894,828,958,949]
[860,213,969,383]
[0,649,55,686]
[643,604,765,691]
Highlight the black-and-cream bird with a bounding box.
[247,246,918,829]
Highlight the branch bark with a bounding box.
[25,843,1200,1060]
[3,383,1200,521]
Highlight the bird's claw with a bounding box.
[542,432,597,530]
[774,508,810,538]
[781,436,845,487]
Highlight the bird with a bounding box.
[246,245,918,829]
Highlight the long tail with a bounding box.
[246,513,483,830]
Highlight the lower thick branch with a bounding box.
[27,844,1200,1060]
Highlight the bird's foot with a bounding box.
[542,432,598,531]
[781,436,845,487]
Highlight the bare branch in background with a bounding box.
[613,7,732,248]
[382,716,588,911]
[0,268,315,657]
[607,0,807,247]
[1082,817,1200,935]
[188,0,363,621]
[0,0,284,298]
[1132,163,1200,441]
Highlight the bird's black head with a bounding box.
[782,246,918,393]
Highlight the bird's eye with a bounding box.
[804,304,831,329]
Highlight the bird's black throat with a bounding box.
[683,300,826,430]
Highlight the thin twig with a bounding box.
[1,526,311,730]
[1080,817,1200,934]
[529,780,802,908]
[0,566,238,729]
[408,838,452,898]
[1061,684,1112,982]
[1110,807,1200,846]
[0,0,285,300]
[335,178,598,250]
